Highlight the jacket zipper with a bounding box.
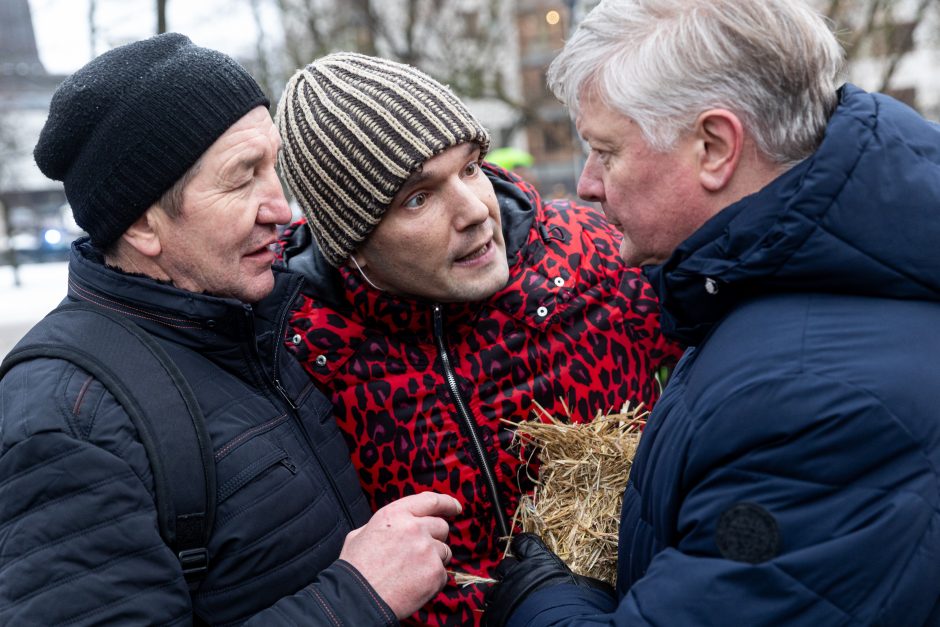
[271,278,303,409]
[432,304,510,539]
[241,300,354,527]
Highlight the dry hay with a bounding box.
[451,401,646,588]
[508,401,646,585]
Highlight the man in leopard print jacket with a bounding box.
[275,53,683,626]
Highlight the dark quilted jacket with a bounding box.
[506,85,940,626]
[0,240,392,626]
[279,165,683,626]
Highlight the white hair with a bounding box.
[548,0,845,166]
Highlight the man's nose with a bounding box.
[258,166,292,225]
[452,182,490,230]
[576,156,604,203]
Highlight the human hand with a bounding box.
[339,491,462,619]
[482,533,615,627]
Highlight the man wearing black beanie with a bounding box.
[0,33,459,625]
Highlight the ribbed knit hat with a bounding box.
[34,32,269,248]
[276,52,490,267]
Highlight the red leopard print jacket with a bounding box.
[279,166,683,626]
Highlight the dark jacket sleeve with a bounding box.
[505,374,940,626]
[0,361,396,627]
[0,429,194,625]
[247,561,398,626]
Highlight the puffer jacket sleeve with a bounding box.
[0,430,194,625]
[0,360,396,627]
[506,371,939,626]
[246,560,398,626]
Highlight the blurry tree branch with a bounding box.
[89,0,98,56]
[822,0,939,91]
[0,114,17,192]
[157,0,168,34]
[249,0,277,102]
[268,0,532,137]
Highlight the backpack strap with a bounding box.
[0,301,216,589]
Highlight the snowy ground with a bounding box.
[0,261,69,359]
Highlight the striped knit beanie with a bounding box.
[276,52,490,267]
[34,33,269,248]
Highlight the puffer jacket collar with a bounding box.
[647,84,940,345]
[67,237,303,367]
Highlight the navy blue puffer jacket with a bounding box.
[0,241,392,625]
[507,85,940,625]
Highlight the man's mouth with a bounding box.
[604,215,624,233]
[246,241,275,258]
[455,241,491,263]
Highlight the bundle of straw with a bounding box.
[508,401,646,584]
[450,402,646,588]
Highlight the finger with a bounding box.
[392,491,462,518]
[438,540,453,565]
[423,515,452,542]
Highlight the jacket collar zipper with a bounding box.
[432,303,511,539]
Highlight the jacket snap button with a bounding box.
[704,278,719,295]
[315,354,327,367]
[553,277,565,287]
[536,306,549,317]
[291,334,303,345]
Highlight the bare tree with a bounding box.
[248,0,277,101]
[88,0,98,57]
[822,0,939,92]
[0,114,17,194]
[271,0,528,142]
[157,0,168,34]
[0,113,21,283]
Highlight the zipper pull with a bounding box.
[280,458,298,474]
[274,378,298,410]
[433,303,444,337]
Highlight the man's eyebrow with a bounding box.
[220,153,263,179]
[400,142,480,190]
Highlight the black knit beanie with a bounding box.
[34,32,269,248]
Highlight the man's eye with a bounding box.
[463,162,479,176]
[403,192,428,209]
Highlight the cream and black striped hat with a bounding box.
[276,52,490,267]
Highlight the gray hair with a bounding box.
[157,159,202,219]
[548,0,845,166]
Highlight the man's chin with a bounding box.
[225,271,276,304]
[618,240,661,268]
[452,264,510,302]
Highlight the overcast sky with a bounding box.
[29,0,280,76]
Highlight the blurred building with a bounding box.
[0,0,74,262]
[511,0,588,199]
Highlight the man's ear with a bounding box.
[349,250,368,271]
[694,109,744,192]
[120,205,164,258]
